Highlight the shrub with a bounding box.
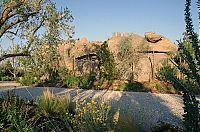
[156,62,177,82]
[79,75,96,89]
[0,92,34,131]
[118,82,147,92]
[97,41,118,81]
[1,76,13,81]
[37,88,73,115]
[66,98,117,131]
[19,72,42,86]
[62,75,80,88]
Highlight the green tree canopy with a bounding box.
[0,0,74,61]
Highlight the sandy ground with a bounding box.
[0,86,190,131]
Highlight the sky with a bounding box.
[1,0,199,49]
[57,0,199,43]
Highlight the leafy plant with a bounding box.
[97,41,118,81]
[63,75,80,88]
[19,72,42,86]
[79,75,96,89]
[1,76,13,81]
[118,82,147,92]
[0,91,34,131]
[163,0,200,131]
[66,98,117,131]
[156,62,177,82]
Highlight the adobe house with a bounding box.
[58,32,177,82]
[107,32,177,82]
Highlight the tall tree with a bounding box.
[97,41,117,81]
[162,0,200,131]
[0,0,74,62]
[117,36,148,82]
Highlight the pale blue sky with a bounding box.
[60,0,199,42]
[1,0,199,49]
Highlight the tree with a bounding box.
[97,41,117,81]
[0,0,74,62]
[162,0,200,131]
[117,36,148,82]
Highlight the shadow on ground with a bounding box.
[0,87,185,131]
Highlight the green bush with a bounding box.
[1,76,13,81]
[19,72,42,86]
[66,98,117,131]
[62,75,96,89]
[118,82,147,92]
[156,63,177,82]
[62,75,80,88]
[79,75,96,89]
[152,122,184,132]
[155,83,164,93]
[0,93,34,131]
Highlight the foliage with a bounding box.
[62,75,80,88]
[0,0,74,61]
[18,72,40,86]
[0,91,35,131]
[62,74,96,89]
[79,75,96,89]
[118,82,148,92]
[162,0,200,131]
[37,88,73,115]
[117,36,148,82]
[0,90,73,131]
[0,89,119,131]
[66,98,117,131]
[0,60,14,80]
[156,62,177,82]
[97,41,118,81]
[1,76,13,81]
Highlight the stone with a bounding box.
[145,32,163,43]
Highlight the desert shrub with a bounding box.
[35,88,74,131]
[155,83,163,92]
[37,88,73,115]
[156,62,177,82]
[62,75,80,88]
[62,74,96,89]
[118,82,147,92]
[0,92,34,131]
[19,72,42,86]
[1,76,13,81]
[66,98,117,131]
[79,75,96,89]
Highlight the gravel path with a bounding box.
[0,87,191,131]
